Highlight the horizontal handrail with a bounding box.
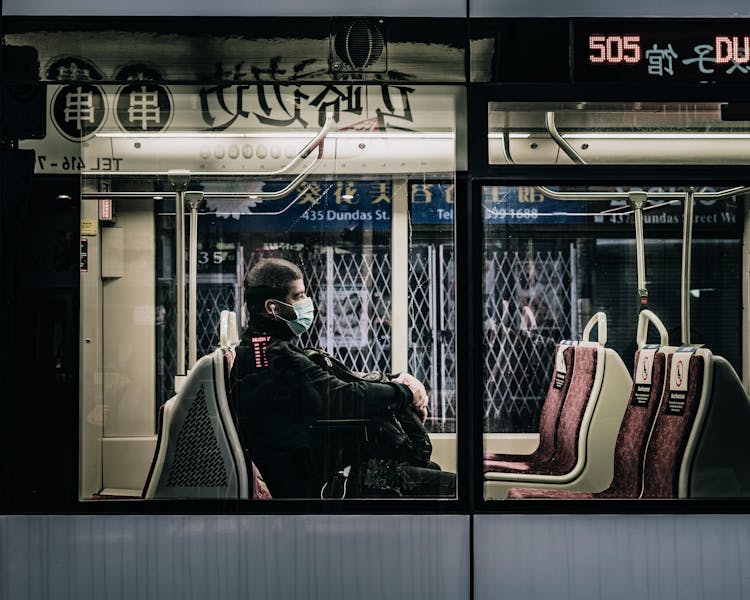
[80,111,333,178]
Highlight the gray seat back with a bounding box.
[143,349,248,499]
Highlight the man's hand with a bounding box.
[392,373,428,421]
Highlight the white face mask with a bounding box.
[273,298,315,335]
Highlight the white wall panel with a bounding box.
[1,514,469,600]
[475,514,750,600]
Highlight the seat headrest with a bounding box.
[220,310,240,351]
[636,309,669,349]
[582,312,607,346]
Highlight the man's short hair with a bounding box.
[244,258,303,314]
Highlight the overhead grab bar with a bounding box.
[81,114,332,205]
[501,129,516,165]
[500,113,588,165]
[81,112,334,178]
[81,133,326,202]
[545,112,586,165]
[533,186,749,202]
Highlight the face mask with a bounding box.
[273,298,315,335]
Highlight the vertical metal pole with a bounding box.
[326,245,334,355]
[391,178,409,374]
[185,191,204,369]
[743,203,750,393]
[438,244,450,429]
[189,206,197,368]
[681,187,696,346]
[362,225,374,368]
[429,244,439,422]
[569,242,578,338]
[630,191,649,309]
[168,170,190,376]
[236,244,245,328]
[175,190,186,375]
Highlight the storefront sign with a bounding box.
[481,186,740,229]
[482,186,587,225]
[196,181,459,233]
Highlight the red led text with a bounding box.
[589,35,642,64]
[715,36,750,64]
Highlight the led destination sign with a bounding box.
[573,21,750,83]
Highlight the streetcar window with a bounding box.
[482,183,747,500]
[78,84,461,501]
[489,101,750,165]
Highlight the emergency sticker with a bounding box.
[666,346,698,415]
[632,344,659,407]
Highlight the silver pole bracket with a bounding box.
[184,190,204,210]
[168,169,191,192]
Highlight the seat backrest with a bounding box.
[548,313,608,473]
[550,343,599,473]
[641,346,709,498]
[686,355,750,497]
[604,310,673,497]
[606,346,672,496]
[143,348,248,499]
[532,342,576,462]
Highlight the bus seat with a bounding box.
[483,342,575,464]
[643,346,750,498]
[142,348,249,499]
[485,343,598,477]
[510,346,750,500]
[641,347,708,498]
[687,356,750,497]
[484,312,632,499]
[508,347,675,499]
[507,310,676,499]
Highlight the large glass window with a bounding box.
[78,84,460,501]
[481,182,746,500]
[482,99,750,501]
[488,101,750,165]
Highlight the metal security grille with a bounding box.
[156,242,569,433]
[244,244,456,431]
[408,244,456,432]
[483,245,573,433]
[157,282,238,404]
[195,284,237,359]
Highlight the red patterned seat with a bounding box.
[508,347,669,499]
[484,343,575,468]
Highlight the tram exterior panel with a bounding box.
[3,5,750,600]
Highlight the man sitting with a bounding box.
[230,257,455,499]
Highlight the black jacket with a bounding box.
[230,322,413,497]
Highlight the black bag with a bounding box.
[303,347,432,467]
